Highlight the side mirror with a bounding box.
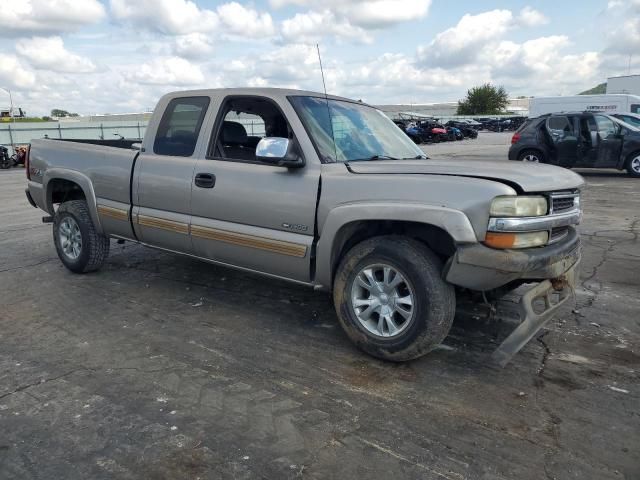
[131,142,142,151]
[255,137,304,168]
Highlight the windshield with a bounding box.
[290,96,426,162]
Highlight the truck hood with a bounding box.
[346,159,585,193]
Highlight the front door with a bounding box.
[546,115,578,166]
[133,95,211,253]
[190,95,320,283]
[593,115,623,168]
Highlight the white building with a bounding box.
[607,75,640,95]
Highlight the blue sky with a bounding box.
[0,0,638,115]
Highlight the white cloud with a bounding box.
[281,10,372,44]
[270,0,431,36]
[0,54,37,89]
[173,33,214,58]
[418,9,514,67]
[110,0,275,38]
[16,37,96,73]
[0,0,106,36]
[109,0,219,35]
[127,57,205,85]
[217,2,275,37]
[518,7,548,27]
[604,0,640,55]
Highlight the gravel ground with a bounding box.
[0,135,638,479]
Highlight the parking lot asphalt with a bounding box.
[1,132,638,479]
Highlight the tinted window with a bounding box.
[594,115,618,137]
[548,116,571,137]
[631,104,640,114]
[154,96,210,157]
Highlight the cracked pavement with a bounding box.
[1,135,639,479]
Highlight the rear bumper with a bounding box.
[445,227,581,291]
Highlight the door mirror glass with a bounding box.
[255,137,304,168]
[256,137,289,158]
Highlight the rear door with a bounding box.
[133,96,210,253]
[546,115,578,166]
[189,95,320,283]
[593,115,624,168]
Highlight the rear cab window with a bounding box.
[154,96,210,157]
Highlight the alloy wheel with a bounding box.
[351,263,415,338]
[59,217,82,260]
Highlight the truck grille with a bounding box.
[550,192,579,214]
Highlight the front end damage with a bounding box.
[445,191,583,365]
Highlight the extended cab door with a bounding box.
[132,95,210,253]
[189,95,320,283]
[593,115,624,168]
[545,115,578,167]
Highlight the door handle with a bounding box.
[195,173,216,188]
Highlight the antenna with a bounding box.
[316,43,338,162]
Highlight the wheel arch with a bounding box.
[44,168,103,234]
[314,203,477,290]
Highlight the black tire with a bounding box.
[517,149,545,163]
[333,236,455,361]
[53,200,110,273]
[625,151,640,178]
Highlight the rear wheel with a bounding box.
[53,200,110,273]
[518,149,544,163]
[333,236,455,361]
[625,152,640,178]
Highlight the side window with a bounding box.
[631,104,640,114]
[594,115,618,137]
[209,96,292,162]
[547,116,572,139]
[153,96,210,157]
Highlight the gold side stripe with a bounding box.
[98,205,128,221]
[191,225,307,258]
[137,214,189,235]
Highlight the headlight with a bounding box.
[490,196,548,217]
[485,231,549,249]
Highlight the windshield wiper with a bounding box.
[404,155,429,159]
[366,155,399,161]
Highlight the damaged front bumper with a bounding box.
[444,227,581,365]
[491,263,579,366]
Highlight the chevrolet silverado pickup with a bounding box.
[25,88,584,365]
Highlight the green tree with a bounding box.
[457,83,509,115]
[50,109,78,118]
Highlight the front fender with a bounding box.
[314,202,478,289]
[43,168,103,234]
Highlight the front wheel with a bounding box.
[53,200,110,273]
[626,152,640,177]
[333,236,455,361]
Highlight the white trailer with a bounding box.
[529,94,640,117]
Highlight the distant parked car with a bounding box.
[445,121,478,138]
[508,111,640,177]
[0,146,10,169]
[612,112,640,129]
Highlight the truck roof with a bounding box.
[161,87,365,106]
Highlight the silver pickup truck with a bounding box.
[25,88,583,365]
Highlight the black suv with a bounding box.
[508,112,640,177]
